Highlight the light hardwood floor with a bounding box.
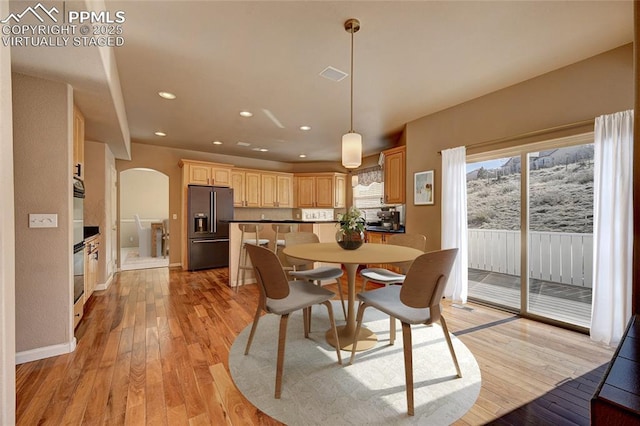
[16,267,614,425]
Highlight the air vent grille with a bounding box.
[319,66,348,82]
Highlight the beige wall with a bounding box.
[405,44,634,252]
[0,0,16,417]
[12,73,73,353]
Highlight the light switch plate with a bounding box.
[29,213,58,228]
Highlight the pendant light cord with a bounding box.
[350,26,354,133]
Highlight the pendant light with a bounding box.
[342,18,362,169]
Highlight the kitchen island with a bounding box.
[227,220,339,288]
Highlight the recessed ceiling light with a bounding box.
[212,141,223,145]
[239,111,253,117]
[300,126,311,131]
[237,141,251,146]
[158,91,176,100]
[299,154,307,158]
[154,131,166,137]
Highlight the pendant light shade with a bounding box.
[342,18,362,169]
[342,132,362,168]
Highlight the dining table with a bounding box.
[282,242,423,351]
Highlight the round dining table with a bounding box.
[282,242,423,351]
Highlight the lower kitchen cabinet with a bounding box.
[84,236,99,304]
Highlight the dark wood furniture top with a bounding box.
[591,314,640,425]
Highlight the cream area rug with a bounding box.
[229,302,481,425]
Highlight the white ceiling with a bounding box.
[9,1,634,164]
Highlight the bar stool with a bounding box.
[236,224,270,291]
[272,223,296,254]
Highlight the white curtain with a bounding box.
[441,146,468,303]
[591,110,634,346]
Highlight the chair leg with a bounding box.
[361,278,368,292]
[303,307,310,338]
[244,305,262,355]
[235,244,243,292]
[390,316,396,345]
[401,322,414,416]
[321,301,342,365]
[335,277,347,319]
[275,313,289,399]
[349,301,368,364]
[439,316,462,378]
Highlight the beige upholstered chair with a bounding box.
[349,248,461,416]
[244,244,342,398]
[236,224,270,291]
[284,232,346,319]
[359,233,427,291]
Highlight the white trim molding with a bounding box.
[16,338,76,365]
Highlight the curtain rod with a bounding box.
[437,118,594,155]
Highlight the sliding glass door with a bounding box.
[466,135,594,329]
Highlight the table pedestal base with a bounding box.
[326,325,377,351]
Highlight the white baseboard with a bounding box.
[95,273,114,291]
[16,338,76,364]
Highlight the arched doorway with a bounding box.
[119,168,169,270]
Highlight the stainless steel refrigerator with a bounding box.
[187,185,234,270]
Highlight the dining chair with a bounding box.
[349,248,461,416]
[359,233,426,291]
[284,232,347,320]
[244,244,342,399]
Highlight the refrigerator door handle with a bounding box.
[192,239,230,243]
[209,191,214,233]
[213,191,217,233]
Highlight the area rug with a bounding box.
[229,302,481,425]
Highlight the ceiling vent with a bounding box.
[320,66,348,82]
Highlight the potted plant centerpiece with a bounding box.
[336,206,365,250]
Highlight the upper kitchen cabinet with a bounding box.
[383,146,406,204]
[231,169,261,208]
[261,172,293,208]
[294,172,347,208]
[179,159,232,186]
[73,105,84,180]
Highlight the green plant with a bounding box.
[338,206,365,234]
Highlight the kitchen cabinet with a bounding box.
[231,169,261,207]
[383,146,405,204]
[73,105,84,180]
[261,172,293,208]
[294,173,347,208]
[73,297,83,328]
[84,235,99,304]
[180,159,232,186]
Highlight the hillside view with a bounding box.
[467,145,594,234]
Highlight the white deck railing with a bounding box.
[468,229,593,288]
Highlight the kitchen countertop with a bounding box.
[365,225,406,234]
[226,219,339,224]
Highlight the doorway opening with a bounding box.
[119,168,169,270]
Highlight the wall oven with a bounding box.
[73,178,84,304]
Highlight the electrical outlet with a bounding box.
[129,236,134,242]
[172,213,177,220]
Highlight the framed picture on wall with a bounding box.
[414,170,434,205]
